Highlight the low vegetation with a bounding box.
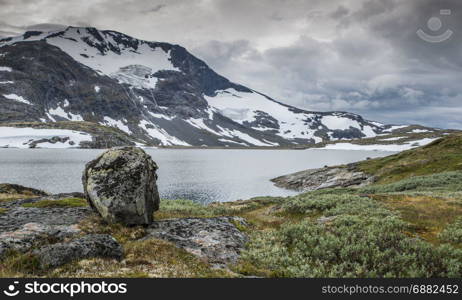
[358,133,462,184]
[22,198,88,208]
[3,134,462,277]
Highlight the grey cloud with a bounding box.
[0,0,460,128]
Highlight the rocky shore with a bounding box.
[271,163,375,191]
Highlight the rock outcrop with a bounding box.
[0,183,48,197]
[0,187,248,271]
[144,217,248,266]
[34,234,123,269]
[0,193,92,259]
[271,163,374,191]
[82,147,160,225]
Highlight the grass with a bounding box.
[358,133,462,184]
[372,194,462,244]
[0,251,42,277]
[49,239,233,278]
[154,199,232,219]
[22,198,88,208]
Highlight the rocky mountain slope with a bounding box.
[0,26,399,147]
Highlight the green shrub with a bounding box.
[242,215,462,277]
[281,192,393,217]
[156,199,232,219]
[358,171,462,194]
[439,218,462,244]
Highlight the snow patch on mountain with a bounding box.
[321,137,439,152]
[0,66,12,72]
[102,117,132,134]
[0,126,92,148]
[185,117,222,136]
[45,28,179,77]
[139,120,189,146]
[112,65,158,89]
[147,111,174,121]
[205,89,325,143]
[48,104,84,121]
[3,94,32,105]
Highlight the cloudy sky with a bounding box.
[0,0,461,128]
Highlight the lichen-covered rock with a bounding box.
[144,217,248,266]
[33,234,123,269]
[271,163,375,191]
[82,147,160,225]
[0,222,82,259]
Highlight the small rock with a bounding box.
[34,234,123,269]
[82,147,160,225]
[316,216,338,225]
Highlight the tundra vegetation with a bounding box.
[1,134,462,277]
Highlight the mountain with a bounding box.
[0,26,398,147]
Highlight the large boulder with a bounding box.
[82,147,160,225]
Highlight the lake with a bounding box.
[0,148,393,203]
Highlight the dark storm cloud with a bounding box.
[0,0,460,128]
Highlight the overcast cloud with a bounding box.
[0,0,460,128]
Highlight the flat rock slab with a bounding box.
[0,194,92,232]
[144,217,248,266]
[34,234,123,269]
[271,164,374,191]
[0,194,93,258]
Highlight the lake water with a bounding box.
[0,148,393,203]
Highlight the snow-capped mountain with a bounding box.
[0,26,391,147]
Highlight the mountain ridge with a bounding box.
[0,26,415,147]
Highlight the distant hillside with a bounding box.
[272,132,462,191]
[358,133,462,184]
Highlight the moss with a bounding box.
[22,198,88,208]
[0,208,8,214]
